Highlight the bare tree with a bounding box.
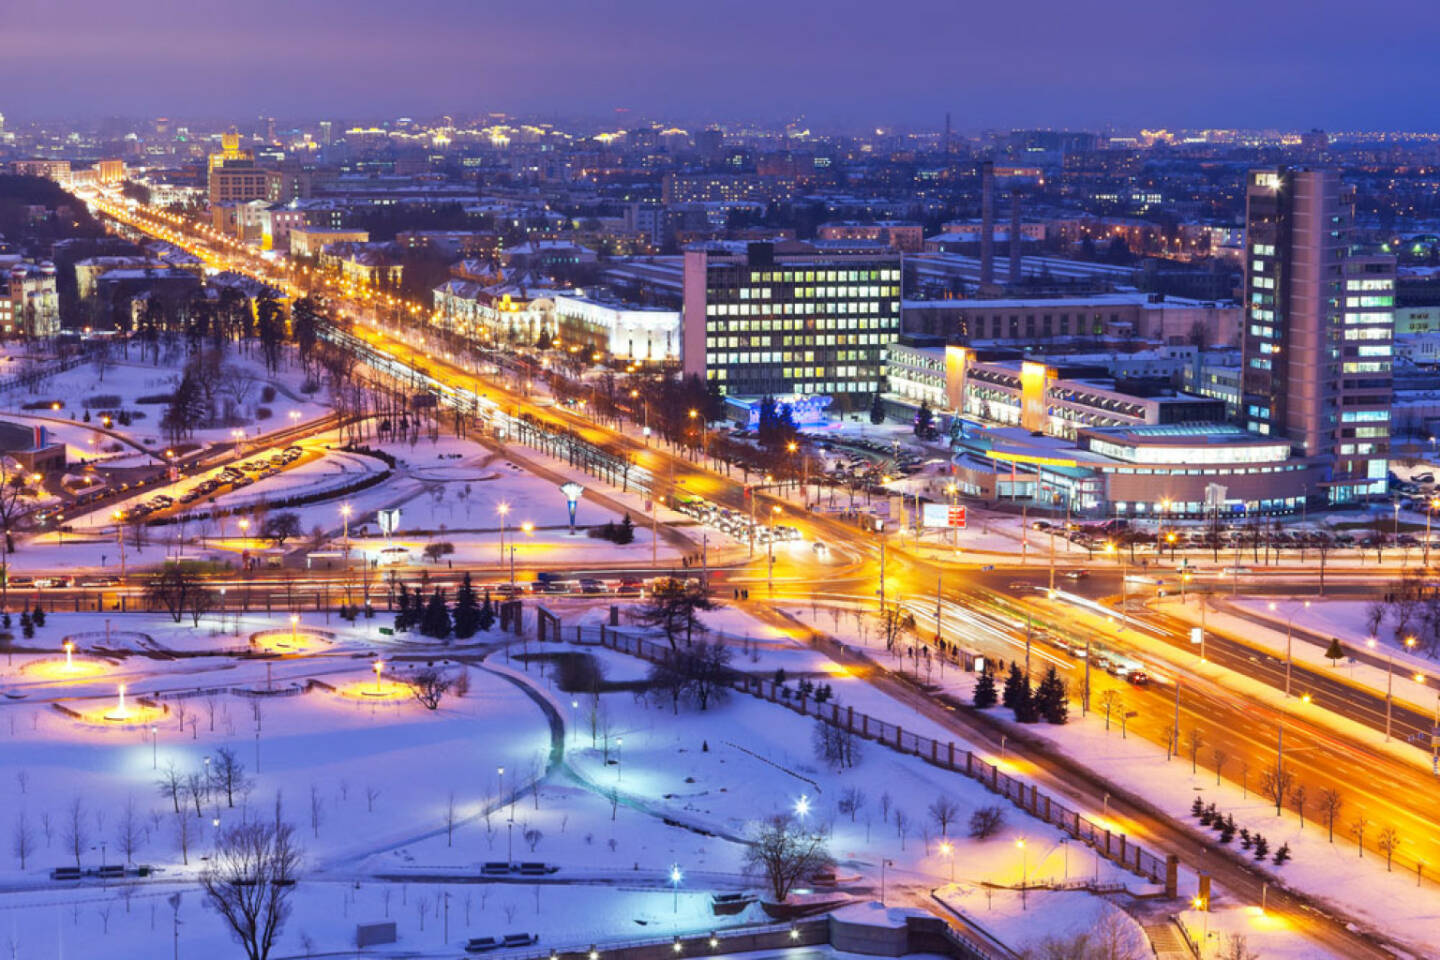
[11,812,33,869]
[200,820,301,960]
[1259,763,1294,818]
[928,796,960,837]
[214,747,248,809]
[409,667,454,711]
[146,566,202,623]
[1319,788,1344,842]
[308,784,323,839]
[1350,814,1370,857]
[743,814,832,903]
[1210,747,1228,787]
[1099,689,1121,730]
[894,808,910,849]
[1217,934,1259,960]
[1377,826,1399,871]
[812,721,861,771]
[837,787,866,823]
[117,795,143,863]
[1289,785,1308,830]
[157,760,184,814]
[968,805,1006,839]
[187,585,218,627]
[63,796,87,868]
[523,828,542,852]
[173,807,192,865]
[185,772,206,817]
[364,785,380,814]
[1186,728,1204,774]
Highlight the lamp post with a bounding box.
[373,659,383,692]
[1428,497,1439,568]
[1016,838,1028,909]
[939,840,955,882]
[768,505,781,592]
[560,482,585,535]
[497,502,509,565]
[616,736,623,781]
[151,723,158,769]
[669,864,683,913]
[340,503,351,558]
[1269,599,1310,698]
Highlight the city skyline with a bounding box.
[8,0,1440,129]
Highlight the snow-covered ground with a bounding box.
[0,604,1165,959]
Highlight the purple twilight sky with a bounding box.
[6,0,1439,129]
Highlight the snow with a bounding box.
[935,885,1149,957]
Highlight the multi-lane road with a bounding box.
[80,193,1427,958]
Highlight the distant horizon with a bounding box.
[7,0,1440,131]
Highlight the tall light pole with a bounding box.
[939,840,955,882]
[340,503,351,558]
[669,864,682,913]
[876,518,887,614]
[1016,838,1028,909]
[497,502,509,566]
[768,505,780,592]
[1269,599,1310,698]
[1428,497,1439,568]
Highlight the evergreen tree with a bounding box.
[31,604,45,628]
[452,573,480,638]
[1035,666,1068,724]
[616,513,635,545]
[394,587,412,632]
[1324,636,1344,666]
[972,667,998,708]
[19,610,32,640]
[478,590,496,632]
[869,392,885,425]
[421,589,452,639]
[1012,673,1037,723]
[1001,664,1025,710]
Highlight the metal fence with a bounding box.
[581,624,1178,895]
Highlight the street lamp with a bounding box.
[669,864,683,913]
[497,502,510,564]
[1016,838,1028,909]
[560,482,585,534]
[768,505,781,591]
[340,503,351,557]
[939,840,955,882]
[794,794,811,821]
[373,659,384,692]
[1268,599,1310,697]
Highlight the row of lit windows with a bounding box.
[707,351,881,366]
[710,334,887,349]
[707,301,894,317]
[706,317,898,332]
[736,285,897,300]
[744,269,900,283]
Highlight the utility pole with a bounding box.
[878,521,887,614]
[1172,679,1181,757]
[1083,638,1091,715]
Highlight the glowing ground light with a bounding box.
[106,684,130,721]
[20,645,108,680]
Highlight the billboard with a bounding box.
[922,503,968,528]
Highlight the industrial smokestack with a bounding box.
[1009,189,1023,286]
[979,161,994,286]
